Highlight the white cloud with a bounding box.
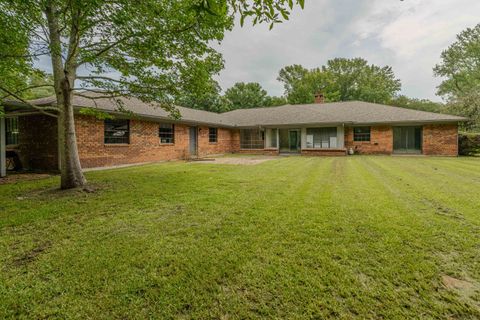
[216,0,480,100]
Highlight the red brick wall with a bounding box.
[75,115,237,168]
[17,115,58,171]
[197,126,236,157]
[237,149,279,156]
[345,126,393,155]
[231,130,241,152]
[423,124,458,156]
[301,149,347,156]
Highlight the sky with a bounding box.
[215,0,480,101]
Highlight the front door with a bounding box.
[393,126,422,154]
[289,130,299,152]
[189,127,198,156]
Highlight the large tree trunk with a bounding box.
[57,80,87,189]
[45,0,87,189]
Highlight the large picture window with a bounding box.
[240,129,264,149]
[209,127,218,143]
[306,127,337,149]
[353,127,371,142]
[104,119,130,144]
[6,117,19,145]
[159,123,175,144]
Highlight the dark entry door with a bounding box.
[393,127,422,154]
[289,130,299,152]
[189,127,197,156]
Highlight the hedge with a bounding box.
[459,133,480,156]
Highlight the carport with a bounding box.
[0,101,59,177]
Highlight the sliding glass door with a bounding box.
[279,129,301,153]
[393,126,422,154]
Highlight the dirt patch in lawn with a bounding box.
[191,156,277,165]
[0,173,54,185]
[442,275,480,307]
[442,275,474,290]
[11,241,51,267]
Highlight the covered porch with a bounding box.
[0,102,59,178]
[238,125,347,156]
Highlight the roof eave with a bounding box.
[75,107,235,128]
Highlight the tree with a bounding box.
[175,79,230,113]
[224,82,268,109]
[223,82,285,109]
[447,90,480,132]
[278,58,401,104]
[389,95,445,113]
[434,24,480,131]
[0,0,304,189]
[264,95,287,107]
[22,72,55,100]
[277,64,308,94]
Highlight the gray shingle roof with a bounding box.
[222,101,467,127]
[28,93,233,127]
[9,93,467,127]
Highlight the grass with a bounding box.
[1,156,480,319]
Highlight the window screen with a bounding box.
[6,117,19,145]
[209,127,218,143]
[353,127,371,142]
[159,123,175,144]
[240,129,264,149]
[104,119,130,144]
[306,127,337,148]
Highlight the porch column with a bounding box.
[0,117,6,177]
[301,128,307,149]
[337,125,345,148]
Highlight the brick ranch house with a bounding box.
[0,92,467,176]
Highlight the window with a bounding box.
[159,123,175,144]
[6,117,19,145]
[104,119,130,144]
[240,129,264,149]
[209,127,218,143]
[306,127,337,149]
[353,127,371,142]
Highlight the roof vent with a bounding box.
[314,92,324,104]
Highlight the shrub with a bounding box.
[459,133,480,156]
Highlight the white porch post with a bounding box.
[337,125,345,149]
[0,117,6,177]
[301,127,307,149]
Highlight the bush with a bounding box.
[459,133,480,156]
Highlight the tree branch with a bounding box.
[0,86,60,118]
[74,92,125,100]
[76,35,135,67]
[0,84,54,100]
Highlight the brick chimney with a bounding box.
[314,92,325,104]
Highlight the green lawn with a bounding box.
[1,156,480,319]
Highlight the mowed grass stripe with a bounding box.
[368,157,480,221]
[1,156,480,318]
[348,158,480,318]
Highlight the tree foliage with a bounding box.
[434,23,480,131]
[225,82,268,109]
[278,58,401,104]
[177,81,286,111]
[388,95,445,113]
[22,72,55,100]
[175,79,231,113]
[0,0,304,188]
